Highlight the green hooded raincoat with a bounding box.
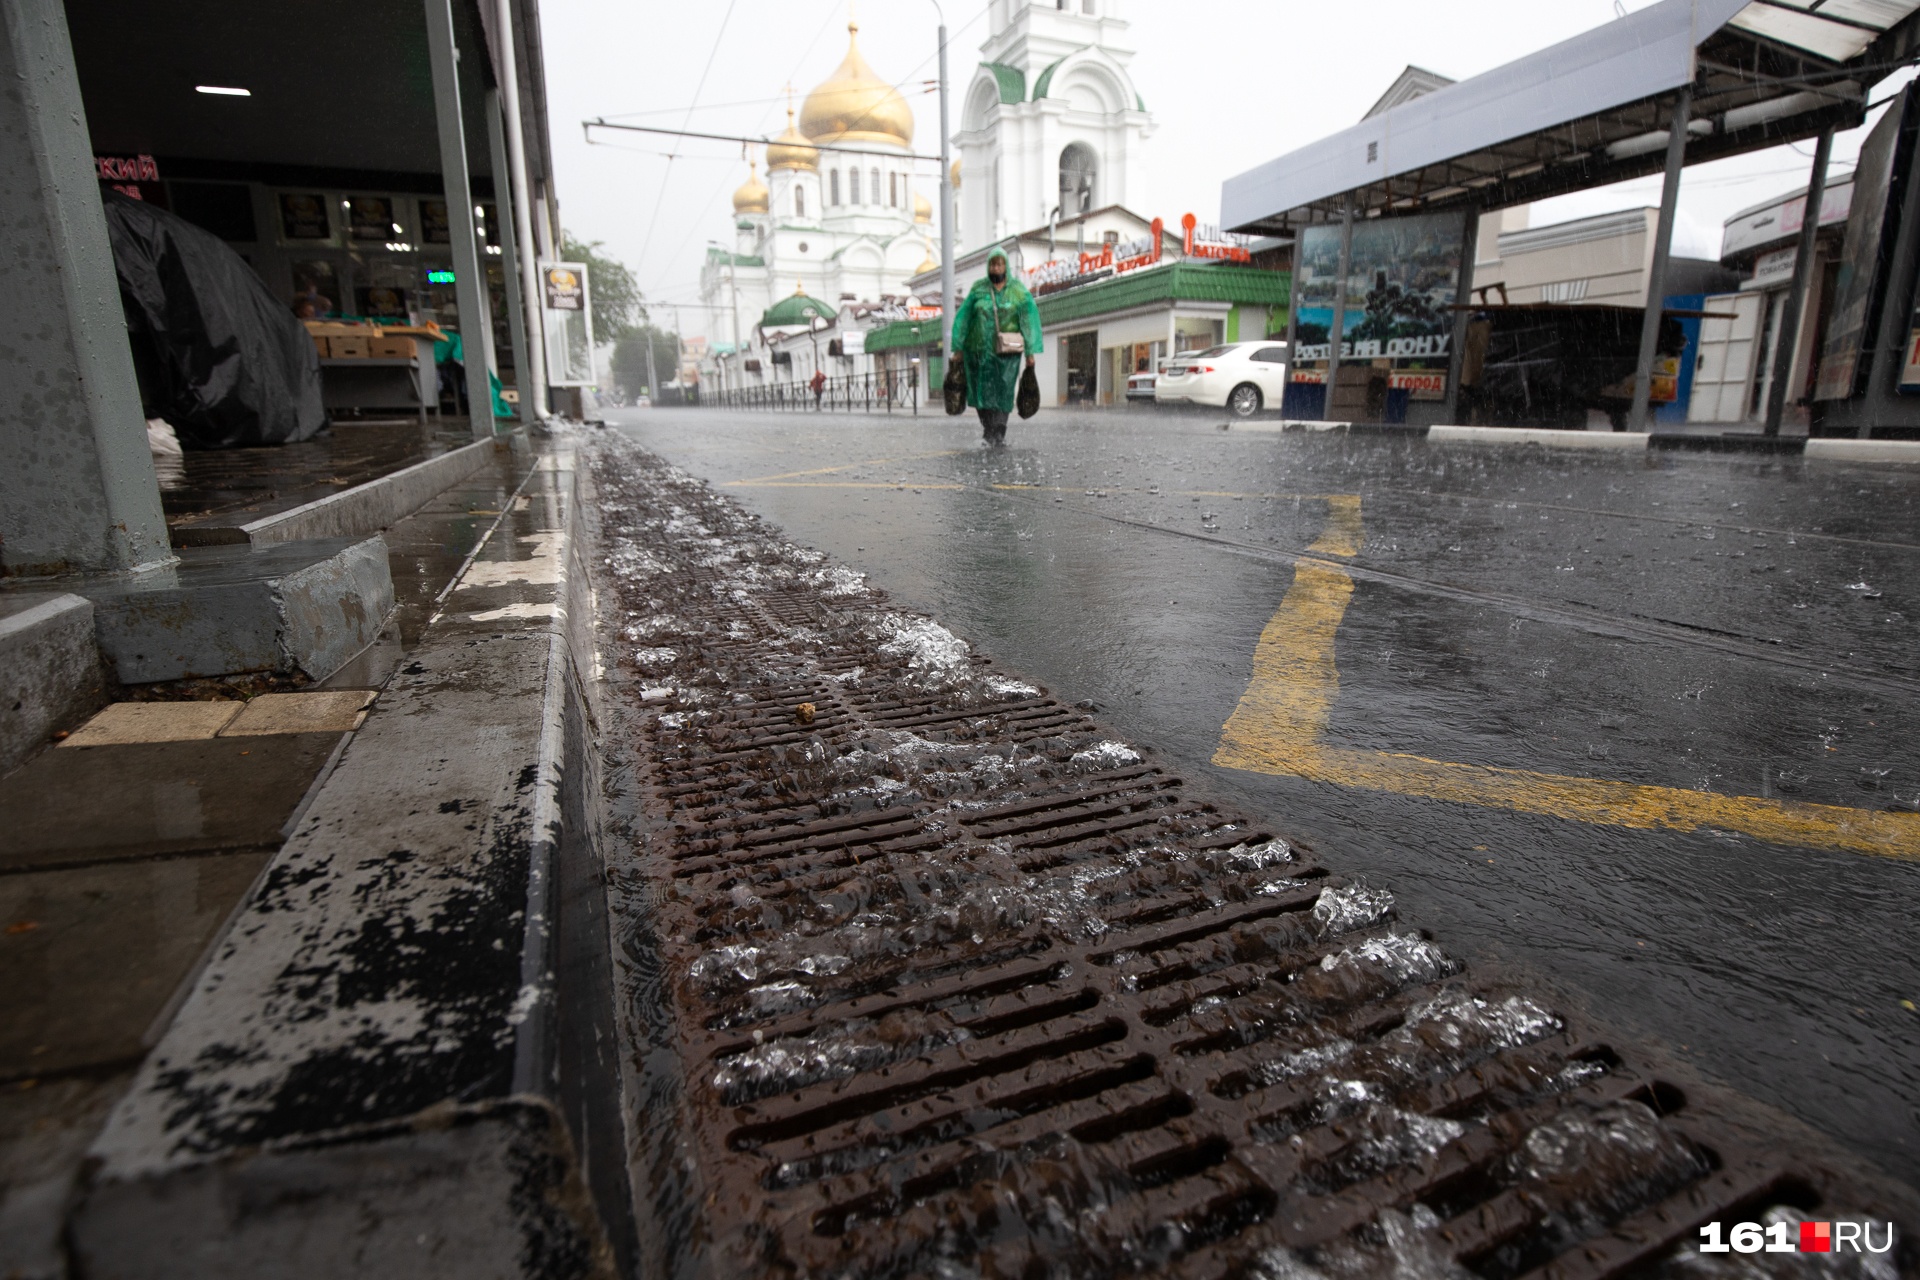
[951,251,1043,414]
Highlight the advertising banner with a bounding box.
[1816,84,1916,401]
[540,262,596,386]
[1294,209,1468,400]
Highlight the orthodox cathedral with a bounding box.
[699,1,1152,353]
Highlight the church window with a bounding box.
[830,170,841,205]
[849,168,861,204]
[889,173,898,207]
[1059,142,1097,216]
[1083,0,1096,11]
[870,168,881,205]
[795,186,806,217]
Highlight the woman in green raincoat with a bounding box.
[951,249,1042,445]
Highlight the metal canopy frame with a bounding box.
[1222,0,1920,236]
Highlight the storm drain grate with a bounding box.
[588,440,1908,1280]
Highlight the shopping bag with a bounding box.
[943,356,967,415]
[1016,363,1040,419]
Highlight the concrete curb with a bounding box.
[73,446,625,1278]
[1248,418,1920,461]
[173,437,496,547]
[0,593,102,774]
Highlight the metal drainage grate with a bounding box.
[589,441,1906,1280]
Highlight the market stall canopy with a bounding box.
[1222,0,1920,234]
[64,0,553,194]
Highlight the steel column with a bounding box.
[1324,198,1354,420]
[1630,87,1691,433]
[492,0,550,419]
[424,0,496,439]
[1281,224,1302,417]
[1763,129,1832,436]
[485,89,533,430]
[1445,206,1481,425]
[0,0,171,576]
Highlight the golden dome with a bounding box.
[800,22,913,148]
[915,246,938,275]
[766,105,818,172]
[732,161,769,215]
[950,157,961,189]
[913,190,932,224]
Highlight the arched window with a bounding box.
[1059,142,1097,215]
[889,173,898,207]
[870,168,881,205]
[849,168,861,204]
[830,170,841,205]
[795,185,806,217]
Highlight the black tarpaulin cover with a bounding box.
[103,190,325,448]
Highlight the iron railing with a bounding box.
[706,370,922,414]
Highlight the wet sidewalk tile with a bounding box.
[59,702,241,747]
[219,691,376,737]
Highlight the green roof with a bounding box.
[761,291,830,327]
[706,247,763,267]
[1033,50,1087,99]
[983,62,1025,104]
[864,318,943,352]
[1035,263,1291,328]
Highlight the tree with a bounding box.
[561,233,642,343]
[610,326,682,399]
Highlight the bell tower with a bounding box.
[954,0,1153,250]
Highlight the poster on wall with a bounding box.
[1294,209,1467,400]
[1816,84,1918,401]
[420,199,451,245]
[540,261,595,385]
[278,192,331,241]
[347,196,395,242]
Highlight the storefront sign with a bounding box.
[420,199,451,245]
[1181,213,1252,263]
[1750,246,1797,290]
[1027,218,1164,296]
[279,192,331,241]
[96,154,164,203]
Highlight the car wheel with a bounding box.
[1227,383,1262,417]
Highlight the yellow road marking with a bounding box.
[1214,498,1920,860]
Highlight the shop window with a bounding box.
[1059,143,1097,216]
[796,186,806,217]
[850,168,861,204]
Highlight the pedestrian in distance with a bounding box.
[951,249,1041,446]
[810,367,826,410]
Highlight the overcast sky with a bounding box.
[536,0,1911,340]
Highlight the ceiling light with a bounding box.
[195,85,251,97]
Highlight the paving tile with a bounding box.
[0,852,271,1077]
[58,701,240,747]
[219,691,375,737]
[0,735,343,870]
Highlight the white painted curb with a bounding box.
[1428,425,1647,450]
[1803,438,1920,464]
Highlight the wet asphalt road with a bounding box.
[607,403,1920,1186]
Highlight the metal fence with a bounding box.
[706,370,922,415]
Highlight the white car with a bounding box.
[1153,342,1290,417]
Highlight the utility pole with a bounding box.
[490,0,550,420]
[642,311,660,405]
[934,1,955,364]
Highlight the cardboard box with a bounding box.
[369,336,415,360]
[311,335,328,360]
[329,335,370,359]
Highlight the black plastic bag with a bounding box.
[1016,363,1040,419]
[103,190,325,448]
[943,355,967,415]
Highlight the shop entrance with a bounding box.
[1066,332,1097,404]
